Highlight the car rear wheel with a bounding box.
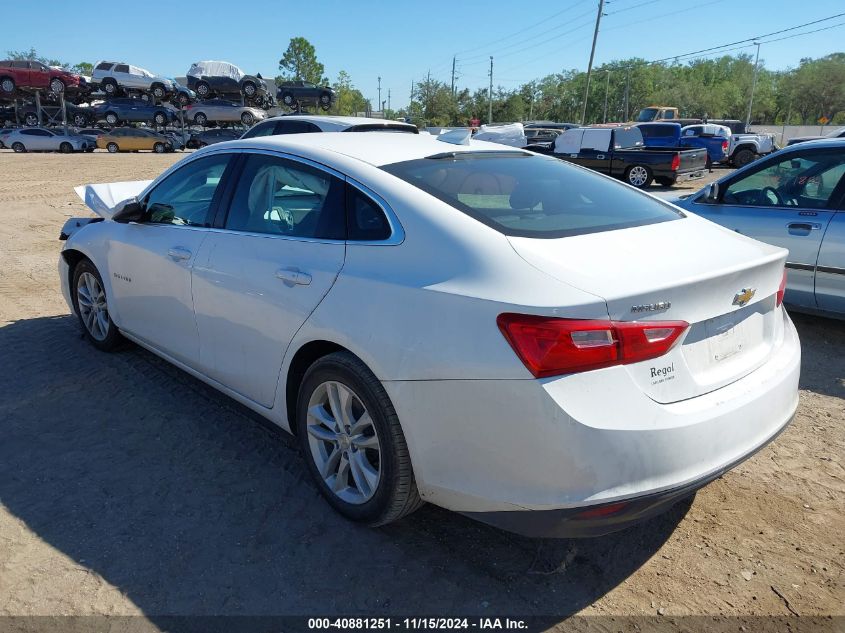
[60,142,73,153]
[240,111,254,125]
[103,80,117,96]
[733,148,755,168]
[72,259,123,352]
[242,81,256,97]
[73,114,88,126]
[24,113,39,126]
[196,81,210,97]
[106,142,119,153]
[281,92,295,106]
[319,92,331,105]
[296,351,423,526]
[50,78,65,93]
[177,92,189,106]
[655,177,675,187]
[153,142,165,153]
[1,77,16,93]
[153,111,167,126]
[105,113,119,126]
[625,165,653,188]
[11,142,25,153]
[320,103,331,111]
[194,113,208,126]
[151,84,165,99]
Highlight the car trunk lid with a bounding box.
[508,215,787,403]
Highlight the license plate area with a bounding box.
[708,321,744,362]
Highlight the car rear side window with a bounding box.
[347,186,391,241]
[382,153,683,238]
[115,64,129,73]
[224,154,345,239]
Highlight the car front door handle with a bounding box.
[275,268,312,286]
[787,222,821,231]
[167,247,192,261]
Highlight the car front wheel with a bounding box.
[296,352,423,526]
[106,142,119,153]
[11,142,25,153]
[1,77,15,93]
[72,259,123,351]
[241,111,254,125]
[733,148,755,168]
[50,78,65,93]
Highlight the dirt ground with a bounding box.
[0,151,842,631]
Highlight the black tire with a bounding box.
[50,78,65,94]
[105,112,119,126]
[151,84,165,99]
[1,77,15,93]
[733,148,755,168]
[655,177,675,187]
[11,142,25,153]
[194,112,208,126]
[153,142,165,153]
[103,80,117,96]
[153,111,167,126]
[196,81,210,98]
[73,114,88,127]
[242,81,256,97]
[320,103,331,112]
[106,142,119,153]
[60,142,73,153]
[71,258,123,352]
[281,92,295,106]
[625,165,653,188]
[240,111,254,125]
[296,351,423,526]
[24,113,39,127]
[319,92,331,105]
[177,92,189,106]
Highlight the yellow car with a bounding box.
[97,127,173,153]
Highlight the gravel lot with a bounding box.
[0,151,842,630]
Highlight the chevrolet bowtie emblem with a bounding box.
[733,288,756,307]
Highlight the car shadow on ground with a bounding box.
[788,311,845,400]
[2,314,699,627]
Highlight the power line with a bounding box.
[605,0,665,16]
[602,0,726,32]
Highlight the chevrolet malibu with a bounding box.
[58,132,800,537]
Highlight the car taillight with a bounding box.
[722,140,729,152]
[670,154,680,171]
[776,268,787,307]
[497,314,689,378]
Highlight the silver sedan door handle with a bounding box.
[787,222,821,231]
[275,268,312,286]
[167,247,192,261]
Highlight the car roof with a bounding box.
[260,115,416,132]
[213,131,523,167]
[780,138,845,151]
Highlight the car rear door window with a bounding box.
[143,154,232,226]
[114,64,129,73]
[347,186,391,241]
[224,154,345,239]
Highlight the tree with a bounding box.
[278,37,325,84]
[330,70,368,116]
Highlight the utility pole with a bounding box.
[603,70,610,123]
[487,56,493,125]
[378,76,382,115]
[388,89,391,115]
[624,66,630,121]
[451,56,456,97]
[745,42,761,128]
[580,0,605,125]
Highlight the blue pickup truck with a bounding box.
[635,122,729,167]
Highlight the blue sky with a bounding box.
[6,0,844,109]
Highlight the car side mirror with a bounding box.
[704,182,719,203]
[112,198,145,223]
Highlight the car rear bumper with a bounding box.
[382,308,800,535]
[673,169,706,184]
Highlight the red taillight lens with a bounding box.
[776,269,787,307]
[722,140,729,152]
[497,314,689,378]
[670,153,680,171]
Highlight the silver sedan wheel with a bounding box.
[628,166,649,187]
[306,381,381,505]
[76,272,110,341]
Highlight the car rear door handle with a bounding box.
[275,268,312,286]
[787,222,821,231]
[167,247,192,261]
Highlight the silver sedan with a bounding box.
[184,99,266,126]
[5,127,93,152]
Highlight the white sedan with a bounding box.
[6,127,93,153]
[59,132,800,537]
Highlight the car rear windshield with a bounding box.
[382,152,683,238]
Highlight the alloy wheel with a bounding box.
[76,272,110,341]
[306,381,381,505]
[628,166,649,187]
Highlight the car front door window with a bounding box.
[144,154,231,226]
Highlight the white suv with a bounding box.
[92,61,175,99]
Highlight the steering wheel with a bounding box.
[760,186,784,206]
